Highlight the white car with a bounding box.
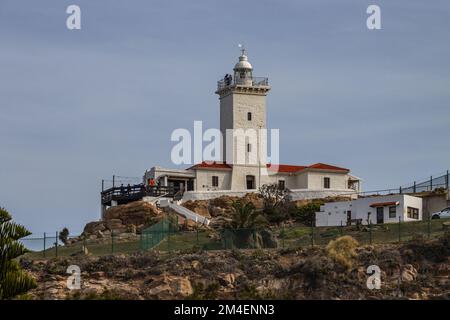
[431,207,450,219]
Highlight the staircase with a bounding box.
[158,199,210,226]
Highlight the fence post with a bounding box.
[446,170,449,190]
[196,224,199,247]
[43,232,46,258]
[167,227,170,252]
[398,216,401,243]
[111,230,114,254]
[55,231,58,257]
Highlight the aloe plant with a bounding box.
[0,207,36,299]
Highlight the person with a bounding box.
[127,183,131,194]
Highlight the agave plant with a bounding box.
[0,207,36,299]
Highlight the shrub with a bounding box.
[326,236,359,269]
[59,227,69,245]
[295,202,322,226]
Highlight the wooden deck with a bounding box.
[101,184,181,206]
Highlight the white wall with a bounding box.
[316,194,423,227]
[195,169,232,191]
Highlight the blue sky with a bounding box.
[1,0,449,235]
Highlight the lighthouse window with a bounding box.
[247,112,252,121]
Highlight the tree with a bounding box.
[0,207,36,299]
[259,183,291,224]
[228,200,266,229]
[59,227,70,245]
[259,183,290,212]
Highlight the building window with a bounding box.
[247,112,252,121]
[247,143,251,152]
[389,206,396,218]
[212,176,219,187]
[407,207,419,219]
[278,180,285,190]
[324,177,330,189]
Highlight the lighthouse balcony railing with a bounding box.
[217,76,269,91]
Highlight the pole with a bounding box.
[399,186,402,194]
[55,231,58,257]
[413,181,416,193]
[446,170,449,190]
[113,175,115,188]
[111,230,114,254]
[43,232,46,258]
[430,176,433,191]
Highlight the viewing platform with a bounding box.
[101,184,182,207]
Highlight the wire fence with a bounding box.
[20,217,450,259]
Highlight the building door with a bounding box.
[346,211,352,226]
[376,207,384,224]
[246,175,255,190]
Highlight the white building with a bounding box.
[315,194,423,227]
[144,49,362,201]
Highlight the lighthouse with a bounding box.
[216,48,271,189]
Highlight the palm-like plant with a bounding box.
[229,200,266,229]
[0,207,36,299]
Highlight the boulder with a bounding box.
[83,221,106,234]
[147,275,193,299]
[401,264,418,282]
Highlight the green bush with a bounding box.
[295,202,322,226]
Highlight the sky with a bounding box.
[1,0,450,235]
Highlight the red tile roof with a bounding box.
[187,161,232,170]
[266,164,307,173]
[188,162,349,173]
[267,163,349,173]
[307,163,350,172]
[370,201,399,208]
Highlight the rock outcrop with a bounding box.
[22,236,450,300]
[68,201,163,244]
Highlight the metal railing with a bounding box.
[217,76,269,91]
[101,184,182,205]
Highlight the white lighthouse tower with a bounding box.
[215,48,271,190]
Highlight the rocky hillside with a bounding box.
[21,236,449,300]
